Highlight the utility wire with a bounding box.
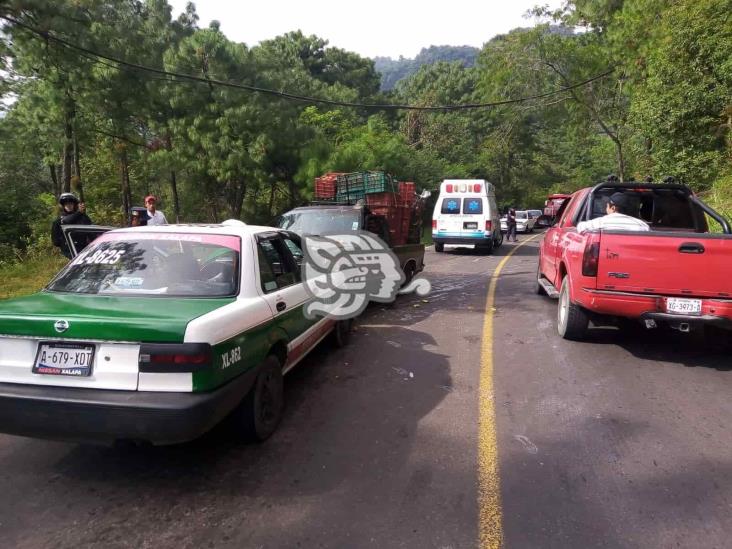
[1,15,615,111]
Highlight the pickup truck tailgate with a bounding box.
[596,232,732,298]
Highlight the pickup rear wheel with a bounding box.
[557,277,589,340]
[235,355,284,442]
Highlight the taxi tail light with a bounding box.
[485,220,492,231]
[582,233,601,277]
[139,343,212,372]
[432,219,437,229]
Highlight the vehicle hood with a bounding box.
[0,292,235,343]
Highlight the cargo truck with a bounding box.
[277,172,429,284]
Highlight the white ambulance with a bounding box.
[431,179,502,253]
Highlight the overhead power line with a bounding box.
[1,15,615,111]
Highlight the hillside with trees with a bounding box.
[374,45,479,91]
[0,0,730,273]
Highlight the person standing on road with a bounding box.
[144,195,168,226]
[506,208,518,242]
[51,193,93,259]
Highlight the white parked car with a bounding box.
[500,210,536,233]
[0,222,352,445]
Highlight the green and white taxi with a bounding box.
[0,222,350,444]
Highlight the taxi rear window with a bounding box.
[441,198,462,214]
[463,198,483,214]
[47,233,240,297]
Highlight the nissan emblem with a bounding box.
[54,319,69,333]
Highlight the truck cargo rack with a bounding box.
[307,198,364,207]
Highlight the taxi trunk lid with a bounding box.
[0,293,233,390]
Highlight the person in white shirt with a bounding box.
[144,195,168,226]
[576,192,650,233]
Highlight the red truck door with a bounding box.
[542,191,586,287]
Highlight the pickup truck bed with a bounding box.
[538,182,732,340]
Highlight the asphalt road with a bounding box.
[0,236,730,548]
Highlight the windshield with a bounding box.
[47,233,240,297]
[278,209,361,235]
[516,211,528,220]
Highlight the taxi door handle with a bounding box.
[276,301,287,312]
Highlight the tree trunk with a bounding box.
[615,140,626,182]
[164,136,181,222]
[169,170,181,222]
[232,179,247,219]
[73,131,84,202]
[285,175,297,209]
[119,145,132,223]
[268,181,277,218]
[61,118,73,193]
[49,164,60,197]
[207,179,220,223]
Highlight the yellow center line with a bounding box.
[479,233,541,549]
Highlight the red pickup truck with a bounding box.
[537,181,732,340]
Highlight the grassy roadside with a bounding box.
[0,255,67,300]
[421,225,433,246]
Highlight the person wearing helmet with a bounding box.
[51,193,92,258]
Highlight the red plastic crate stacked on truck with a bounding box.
[399,182,416,206]
[368,182,422,245]
[313,173,343,198]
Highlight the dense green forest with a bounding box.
[0,0,731,267]
[374,46,479,91]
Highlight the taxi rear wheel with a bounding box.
[237,355,284,442]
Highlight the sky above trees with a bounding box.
[166,0,563,58]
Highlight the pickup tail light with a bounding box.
[581,233,601,277]
[139,343,212,372]
[485,220,492,231]
[431,219,437,229]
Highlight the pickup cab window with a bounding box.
[278,209,361,234]
[584,189,706,231]
[558,193,582,228]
